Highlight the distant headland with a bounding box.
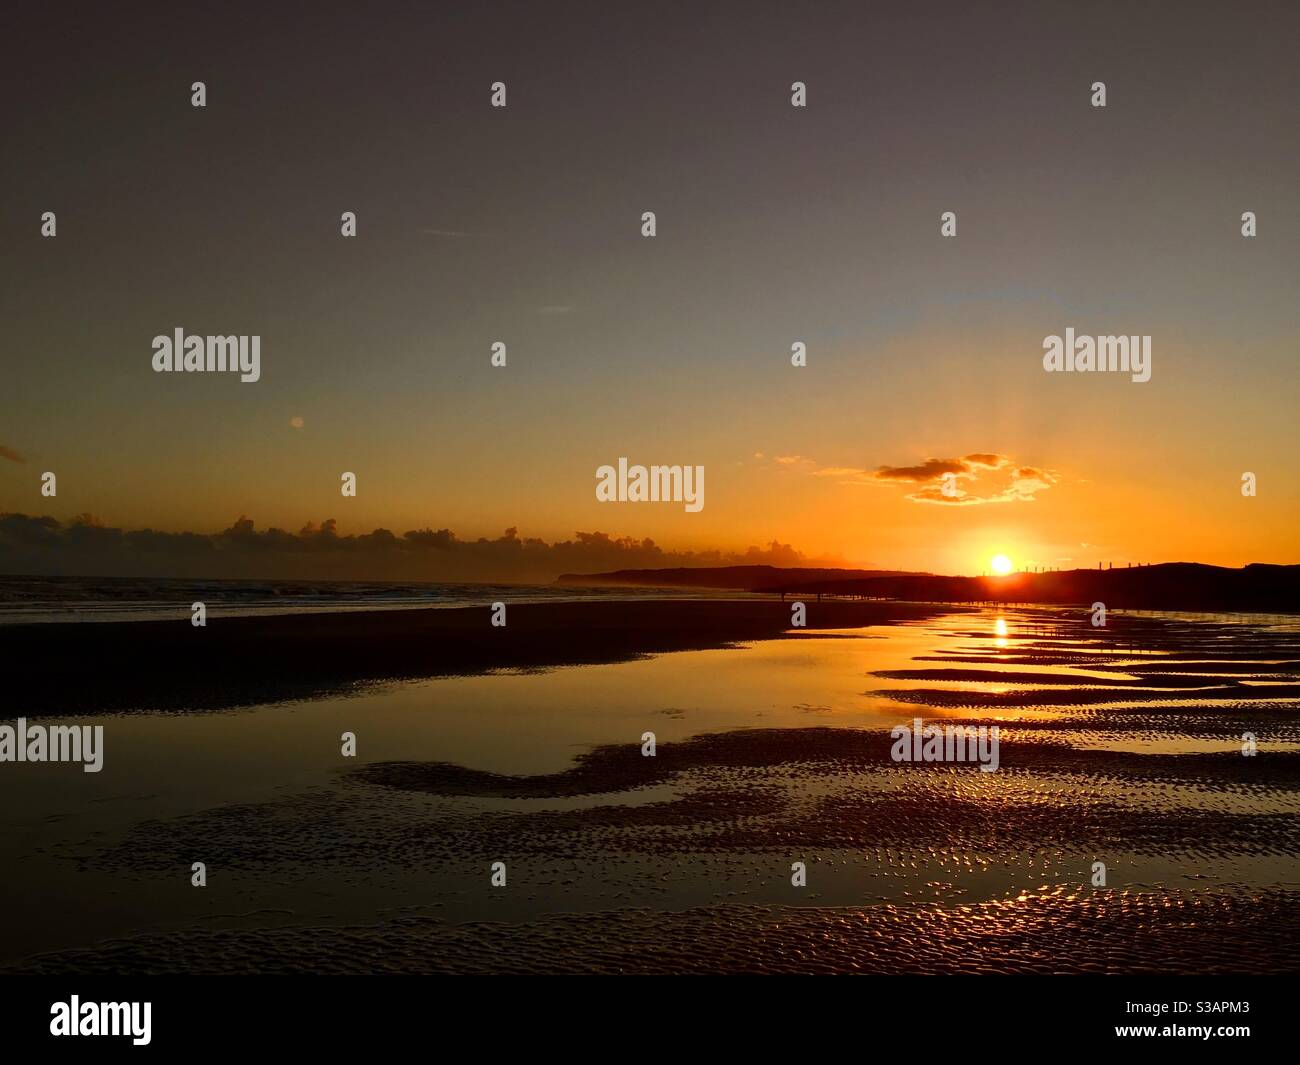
[557,562,1300,613]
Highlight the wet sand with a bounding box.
[11,889,1297,975]
[3,604,1298,974]
[6,598,945,715]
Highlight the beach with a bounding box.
[5,598,946,715]
[2,599,1298,973]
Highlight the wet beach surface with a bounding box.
[3,604,1298,973]
[3,598,941,714]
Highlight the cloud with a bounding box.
[772,451,1056,505]
[0,512,847,583]
[0,445,25,463]
[874,457,972,483]
[962,453,1008,470]
[901,459,1058,505]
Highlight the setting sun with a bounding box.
[990,554,1014,576]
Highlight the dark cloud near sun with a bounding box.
[775,452,1055,505]
[873,453,1010,483]
[873,458,971,483]
[895,455,1058,506]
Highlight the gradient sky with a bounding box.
[2,0,1297,577]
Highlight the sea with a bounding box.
[0,574,757,624]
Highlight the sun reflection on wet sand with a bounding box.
[2,605,1298,973]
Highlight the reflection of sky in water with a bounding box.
[2,606,1298,966]
[5,607,1299,809]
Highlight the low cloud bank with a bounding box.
[0,512,840,584]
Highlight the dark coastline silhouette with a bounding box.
[560,562,1300,613]
[555,564,917,590]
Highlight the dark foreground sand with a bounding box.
[7,598,946,715]
[10,889,1297,975]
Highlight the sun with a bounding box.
[989,554,1014,576]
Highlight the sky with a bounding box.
[1,0,1297,580]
